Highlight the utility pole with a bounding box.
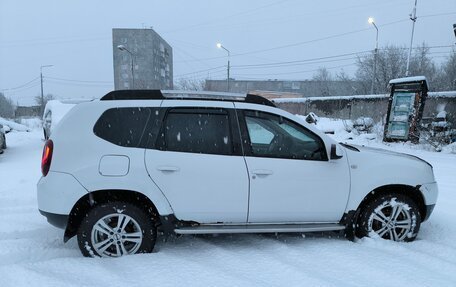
[405,0,418,77]
[40,65,53,112]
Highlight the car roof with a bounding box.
[99,90,276,107]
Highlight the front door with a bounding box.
[239,109,350,223]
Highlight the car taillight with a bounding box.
[41,140,53,176]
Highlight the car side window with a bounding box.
[93,107,151,148]
[158,108,234,155]
[244,110,327,161]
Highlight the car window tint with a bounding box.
[93,107,151,147]
[244,111,327,161]
[246,117,274,144]
[161,108,233,155]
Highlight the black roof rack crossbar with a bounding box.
[100,90,276,107]
[100,90,164,101]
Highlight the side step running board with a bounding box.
[174,223,345,235]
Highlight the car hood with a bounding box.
[347,144,433,168]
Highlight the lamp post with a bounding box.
[217,43,231,92]
[368,17,379,95]
[405,0,418,76]
[117,45,135,89]
[40,64,53,113]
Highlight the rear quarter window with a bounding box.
[93,107,151,147]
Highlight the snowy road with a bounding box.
[0,130,455,287]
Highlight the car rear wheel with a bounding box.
[357,193,421,242]
[77,201,157,257]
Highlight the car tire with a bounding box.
[356,193,421,242]
[1,134,5,149]
[77,201,157,257]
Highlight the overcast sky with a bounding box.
[1,0,455,105]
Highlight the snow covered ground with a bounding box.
[0,119,455,287]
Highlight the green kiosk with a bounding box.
[383,76,428,143]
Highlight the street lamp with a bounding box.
[216,43,231,92]
[117,44,135,89]
[368,17,379,95]
[40,64,53,113]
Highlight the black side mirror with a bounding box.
[330,144,343,160]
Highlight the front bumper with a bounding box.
[39,210,69,229]
[423,204,435,221]
[419,182,439,206]
[419,182,438,222]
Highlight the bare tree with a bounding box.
[356,45,408,94]
[435,50,456,91]
[174,78,205,91]
[409,43,437,82]
[312,67,333,96]
[335,69,362,95]
[35,93,55,114]
[0,92,15,118]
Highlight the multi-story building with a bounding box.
[113,28,173,90]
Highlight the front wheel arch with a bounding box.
[356,184,426,223]
[64,189,160,243]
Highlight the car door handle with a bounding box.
[251,169,273,176]
[157,166,180,172]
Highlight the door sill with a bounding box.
[174,223,345,235]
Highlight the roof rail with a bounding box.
[100,90,276,107]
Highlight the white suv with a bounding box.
[37,90,438,257]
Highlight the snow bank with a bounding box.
[0,117,30,132]
[19,118,42,130]
[1,130,456,286]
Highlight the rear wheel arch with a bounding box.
[64,189,161,242]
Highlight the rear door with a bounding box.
[144,101,249,224]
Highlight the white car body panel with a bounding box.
[37,171,87,214]
[343,145,437,211]
[146,149,249,223]
[40,100,174,216]
[244,155,350,223]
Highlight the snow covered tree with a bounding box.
[0,92,15,118]
[34,93,55,115]
[355,45,408,94]
[174,78,205,91]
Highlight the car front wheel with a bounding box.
[357,193,421,242]
[77,201,157,257]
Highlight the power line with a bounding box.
[163,0,294,34]
[1,77,40,91]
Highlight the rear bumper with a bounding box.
[37,171,87,214]
[39,210,68,229]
